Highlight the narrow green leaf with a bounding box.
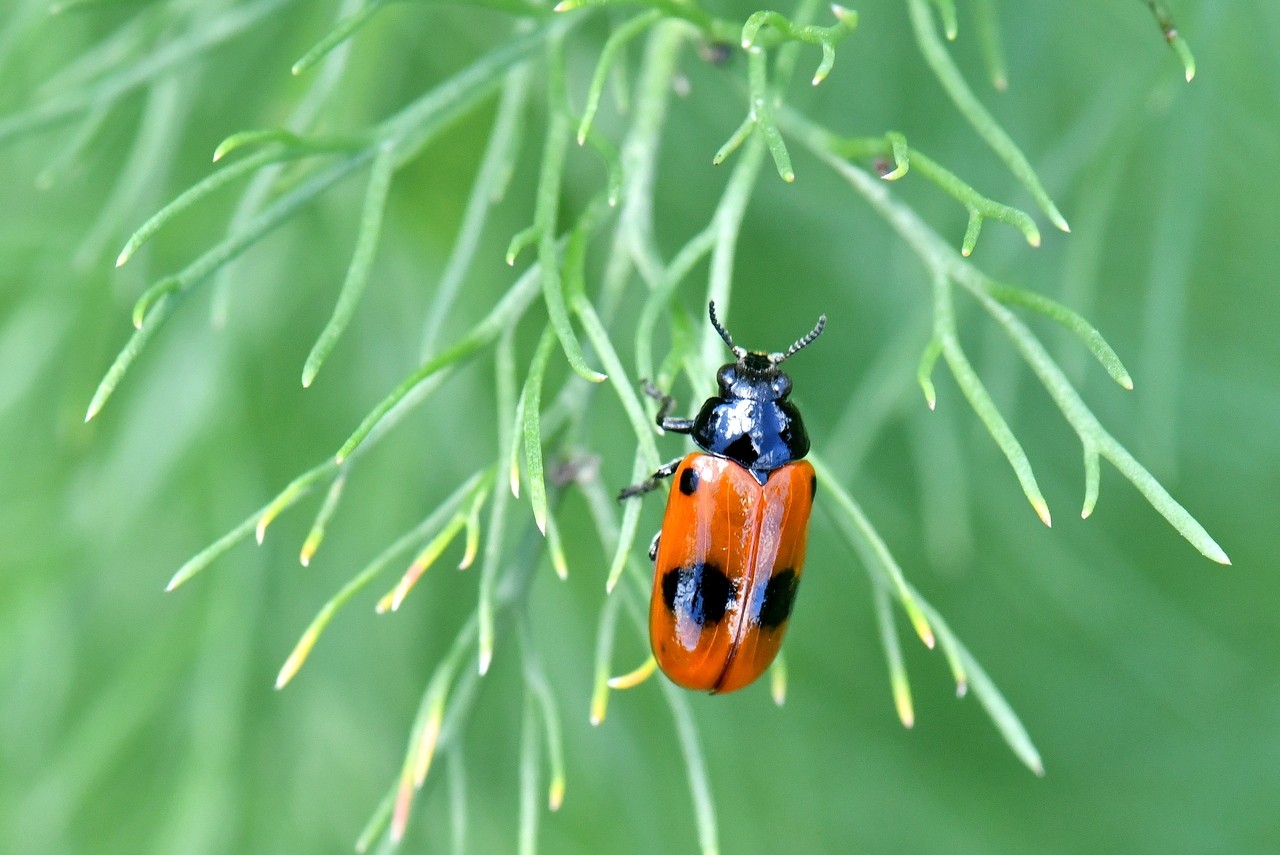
[543,509,569,580]
[85,293,178,422]
[392,616,478,841]
[299,470,348,566]
[910,149,1040,251]
[521,328,558,534]
[883,131,910,180]
[917,335,942,410]
[811,455,937,649]
[517,692,541,855]
[354,784,396,853]
[1082,442,1100,520]
[589,585,624,725]
[302,145,397,387]
[574,295,661,466]
[378,515,467,613]
[769,650,787,707]
[166,460,337,592]
[1143,0,1195,82]
[479,330,518,676]
[973,0,1009,90]
[926,0,958,40]
[739,6,859,86]
[942,617,1044,775]
[983,281,1133,389]
[747,46,794,182]
[459,475,494,570]
[873,586,915,728]
[579,125,622,207]
[970,290,1229,564]
[115,146,281,267]
[933,273,1052,526]
[446,747,468,855]
[509,389,526,499]
[506,225,539,266]
[712,115,754,167]
[522,644,566,811]
[577,10,662,145]
[292,0,390,76]
[336,265,541,463]
[604,493,642,595]
[212,128,300,162]
[279,471,484,688]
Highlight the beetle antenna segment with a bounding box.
[772,314,827,364]
[708,301,747,360]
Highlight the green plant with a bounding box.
[2,0,1225,851]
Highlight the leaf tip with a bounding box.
[115,249,130,268]
[549,777,565,811]
[1033,500,1052,528]
[955,680,968,698]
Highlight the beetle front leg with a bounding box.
[617,456,684,501]
[642,381,694,434]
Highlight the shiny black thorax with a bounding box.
[690,352,809,483]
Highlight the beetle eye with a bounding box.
[717,365,735,390]
[773,374,792,398]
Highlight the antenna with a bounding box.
[771,313,827,364]
[707,301,746,359]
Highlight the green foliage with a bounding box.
[2,0,1272,853]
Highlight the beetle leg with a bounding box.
[642,380,694,434]
[617,456,683,501]
[648,531,661,562]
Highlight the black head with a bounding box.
[708,301,825,403]
[691,303,826,479]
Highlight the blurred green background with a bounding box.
[2,0,1277,852]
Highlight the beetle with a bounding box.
[619,302,826,693]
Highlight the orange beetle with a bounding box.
[620,303,825,693]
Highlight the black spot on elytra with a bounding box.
[662,563,733,627]
[757,569,799,629]
[810,472,818,500]
[679,467,699,495]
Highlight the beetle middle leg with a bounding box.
[617,456,683,501]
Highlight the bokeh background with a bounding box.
[1,0,1276,852]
